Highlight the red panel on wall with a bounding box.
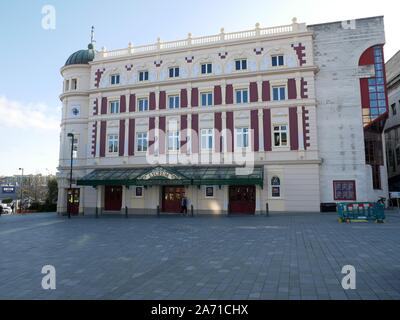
[100,121,106,157]
[262,81,271,102]
[191,88,199,107]
[263,109,272,151]
[128,119,135,156]
[226,112,234,152]
[288,79,297,100]
[148,117,155,155]
[120,95,126,113]
[289,107,299,151]
[250,82,258,103]
[181,89,188,108]
[191,114,199,153]
[214,112,222,153]
[101,97,108,115]
[129,94,136,112]
[359,47,375,66]
[360,78,370,108]
[94,99,98,116]
[149,92,156,110]
[159,91,166,110]
[180,115,187,153]
[226,84,234,105]
[214,86,222,105]
[119,120,125,156]
[159,117,166,155]
[251,110,259,152]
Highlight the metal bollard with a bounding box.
[125,206,128,219]
[191,205,194,217]
[157,205,160,218]
[266,203,269,217]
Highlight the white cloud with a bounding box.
[0,96,60,131]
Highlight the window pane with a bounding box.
[201,64,206,74]
[273,88,279,101]
[208,94,213,106]
[280,87,286,100]
[207,64,212,73]
[235,60,241,70]
[242,60,247,69]
[243,90,248,103]
[278,56,284,65]
[272,56,277,67]
[236,91,241,103]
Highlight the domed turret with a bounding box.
[64,43,95,67]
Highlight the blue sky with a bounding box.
[0,0,399,176]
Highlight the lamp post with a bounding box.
[18,168,23,213]
[67,133,75,219]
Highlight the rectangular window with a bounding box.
[138,98,149,112]
[71,79,77,90]
[205,186,215,198]
[272,86,286,101]
[168,131,180,151]
[235,89,249,104]
[372,165,381,190]
[108,134,119,154]
[65,80,70,91]
[333,181,356,201]
[201,92,213,107]
[72,137,78,159]
[169,67,180,78]
[168,95,180,109]
[273,125,288,147]
[139,71,149,82]
[272,55,284,67]
[201,63,212,75]
[236,128,249,148]
[110,74,120,85]
[235,59,247,71]
[135,186,143,197]
[136,132,148,152]
[201,129,213,150]
[109,100,120,114]
[391,103,397,116]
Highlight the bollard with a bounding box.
[266,203,269,217]
[95,207,98,219]
[191,205,194,217]
[157,205,160,218]
[125,206,128,219]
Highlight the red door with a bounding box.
[67,189,80,215]
[162,186,185,213]
[105,186,123,211]
[229,186,256,215]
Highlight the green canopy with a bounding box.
[77,166,264,187]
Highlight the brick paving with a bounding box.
[0,212,400,300]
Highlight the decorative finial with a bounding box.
[188,32,192,39]
[220,27,225,34]
[90,26,96,49]
[255,22,260,29]
[292,17,298,24]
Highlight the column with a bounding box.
[295,77,301,100]
[221,80,226,105]
[124,119,129,156]
[187,83,192,108]
[258,109,264,152]
[257,79,263,103]
[297,106,305,150]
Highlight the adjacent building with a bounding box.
[57,16,389,215]
[384,50,400,191]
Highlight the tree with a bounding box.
[46,178,58,205]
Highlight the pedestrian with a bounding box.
[181,194,188,215]
[0,205,3,216]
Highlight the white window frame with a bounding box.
[72,136,79,159]
[65,80,70,92]
[137,98,149,112]
[201,63,213,75]
[168,67,180,78]
[136,132,148,152]
[71,78,78,90]
[205,186,215,199]
[273,124,288,147]
[271,55,285,67]
[109,100,120,114]
[168,95,180,109]
[235,59,247,71]
[272,86,286,101]
[110,74,120,86]
[235,88,249,104]
[168,130,180,151]
[270,176,282,199]
[201,129,214,151]
[107,134,119,154]
[200,92,213,107]
[138,70,149,82]
[236,127,249,149]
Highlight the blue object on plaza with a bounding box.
[337,202,385,223]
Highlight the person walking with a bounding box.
[181,194,188,216]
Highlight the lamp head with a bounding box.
[67,133,74,138]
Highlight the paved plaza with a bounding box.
[0,212,400,300]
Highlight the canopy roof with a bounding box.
[77,166,264,187]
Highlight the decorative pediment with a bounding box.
[136,167,186,181]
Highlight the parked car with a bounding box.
[0,204,12,215]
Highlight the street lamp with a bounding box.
[67,133,75,219]
[18,168,23,214]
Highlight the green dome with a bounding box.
[65,44,95,66]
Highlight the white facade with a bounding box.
[57,17,388,215]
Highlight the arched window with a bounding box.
[271,176,281,198]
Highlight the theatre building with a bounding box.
[57,16,389,215]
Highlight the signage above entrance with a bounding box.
[138,167,183,181]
